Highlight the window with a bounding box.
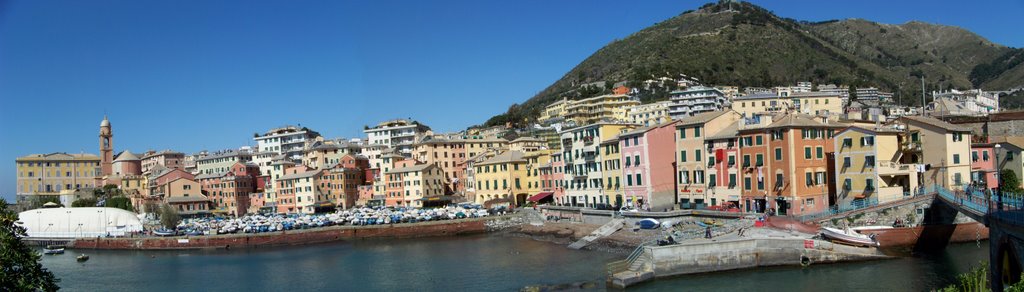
[634,155,640,165]
[744,177,752,190]
[729,174,737,188]
[636,174,643,186]
[984,151,990,161]
[695,149,702,161]
[805,172,813,186]
[681,151,687,162]
[804,147,812,159]
[865,155,875,167]
[816,147,823,159]
[694,127,702,137]
[743,155,750,167]
[953,154,961,164]
[865,179,875,190]
[633,137,639,145]
[755,135,763,145]
[626,174,633,186]
[728,155,735,166]
[624,156,631,166]
[861,136,874,146]
[844,178,852,190]
[953,133,964,142]
[774,148,782,160]
[954,173,963,185]
[756,154,763,166]
[680,128,686,139]
[757,177,763,190]
[775,173,783,189]
[843,157,851,167]
[709,174,717,187]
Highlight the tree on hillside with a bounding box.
[158,204,181,229]
[104,197,133,212]
[0,198,60,291]
[1001,170,1023,194]
[71,198,98,208]
[29,196,61,209]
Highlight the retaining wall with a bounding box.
[71,218,490,250]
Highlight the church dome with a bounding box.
[100,116,110,127]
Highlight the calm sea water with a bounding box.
[40,235,988,291]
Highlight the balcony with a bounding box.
[583,136,595,145]
[902,141,923,152]
[877,161,915,175]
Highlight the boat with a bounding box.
[153,228,177,237]
[820,227,879,247]
[636,218,661,229]
[77,254,89,262]
[850,225,894,232]
[43,245,65,255]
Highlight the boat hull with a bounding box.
[821,227,879,247]
[855,222,988,248]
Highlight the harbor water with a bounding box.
[41,235,989,291]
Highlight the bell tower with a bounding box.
[100,116,113,176]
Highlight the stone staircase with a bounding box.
[568,218,625,249]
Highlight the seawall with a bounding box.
[71,217,502,250]
[609,237,891,288]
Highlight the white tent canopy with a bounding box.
[18,207,144,238]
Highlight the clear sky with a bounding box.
[1,0,1022,201]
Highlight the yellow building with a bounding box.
[834,126,919,207]
[523,149,552,197]
[600,137,624,206]
[542,94,640,124]
[731,92,842,116]
[15,153,101,204]
[473,150,528,206]
[899,116,972,190]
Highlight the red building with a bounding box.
[196,162,262,216]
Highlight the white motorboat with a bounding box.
[820,226,879,247]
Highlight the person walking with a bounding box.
[704,226,712,239]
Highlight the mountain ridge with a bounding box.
[484,1,1024,128]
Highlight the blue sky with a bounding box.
[1,0,1022,200]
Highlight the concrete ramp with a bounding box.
[568,218,624,249]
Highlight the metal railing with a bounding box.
[796,186,937,222]
[606,239,657,277]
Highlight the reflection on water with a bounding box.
[40,236,989,291]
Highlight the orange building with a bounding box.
[736,114,845,215]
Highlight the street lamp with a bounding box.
[996,144,1003,211]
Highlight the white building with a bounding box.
[364,119,432,158]
[196,148,253,175]
[18,207,143,238]
[668,86,729,119]
[627,101,673,126]
[254,126,322,163]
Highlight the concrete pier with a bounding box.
[608,237,892,288]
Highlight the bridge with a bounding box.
[932,185,1024,290]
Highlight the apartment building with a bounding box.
[668,86,729,119]
[254,125,322,163]
[364,119,432,158]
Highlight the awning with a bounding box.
[527,192,554,202]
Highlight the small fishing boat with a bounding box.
[153,228,177,237]
[43,245,65,255]
[77,254,89,262]
[636,218,661,230]
[820,227,879,247]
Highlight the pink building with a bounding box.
[550,152,566,205]
[619,121,679,211]
[971,143,998,191]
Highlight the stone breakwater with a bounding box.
[72,215,521,250]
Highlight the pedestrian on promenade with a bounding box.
[704,226,712,239]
